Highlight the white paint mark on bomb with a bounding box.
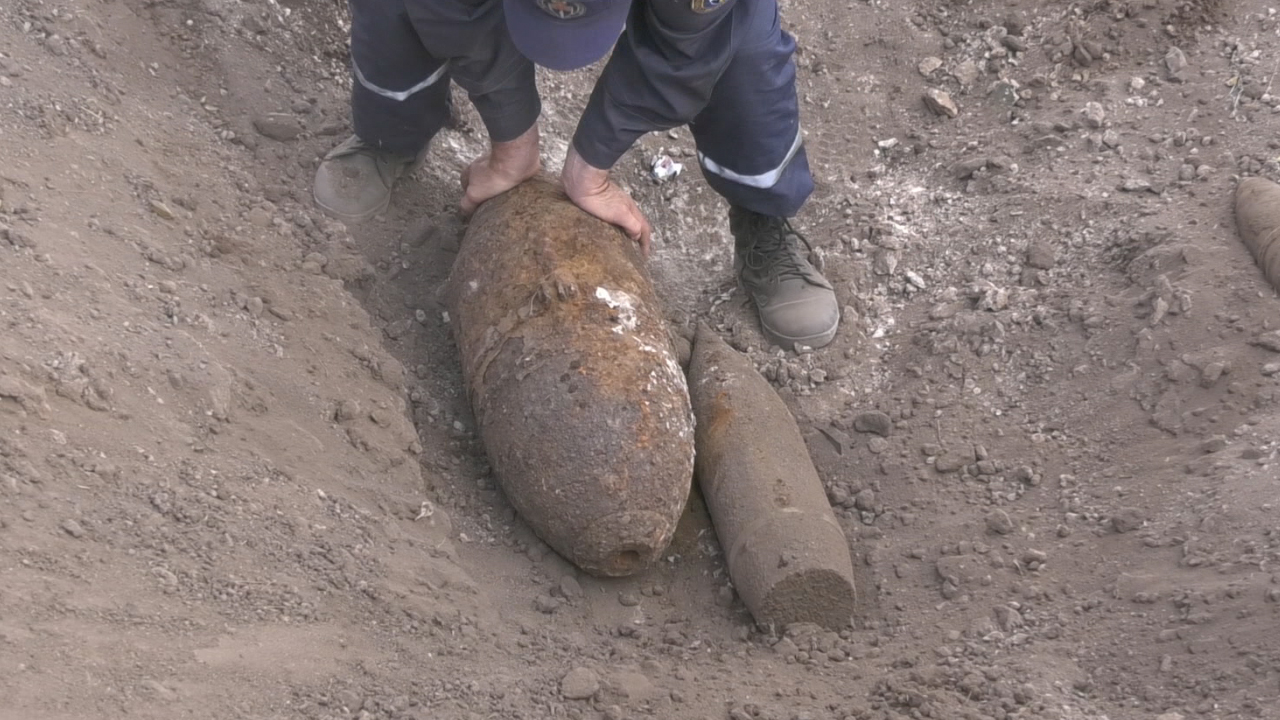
[595,286,639,333]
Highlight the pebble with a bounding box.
[952,59,980,87]
[1110,507,1146,533]
[618,591,641,607]
[533,595,561,614]
[1164,46,1188,75]
[985,510,1015,535]
[1083,101,1106,128]
[923,89,959,118]
[150,200,176,220]
[556,575,583,600]
[1199,435,1227,454]
[1025,240,1056,269]
[252,113,304,142]
[1251,331,1280,352]
[61,518,86,538]
[917,56,943,76]
[1002,35,1027,52]
[934,453,971,473]
[560,667,600,700]
[954,157,989,180]
[852,411,892,436]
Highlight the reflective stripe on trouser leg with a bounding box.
[349,0,452,156]
[690,16,814,218]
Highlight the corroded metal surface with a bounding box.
[689,323,856,629]
[447,179,694,577]
[1235,177,1280,292]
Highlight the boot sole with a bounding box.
[313,190,391,224]
[760,318,839,352]
[312,148,429,224]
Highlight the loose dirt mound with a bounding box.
[2,0,1279,719]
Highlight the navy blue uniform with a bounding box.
[347,0,813,217]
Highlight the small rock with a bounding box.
[1251,331,1280,352]
[985,510,1015,535]
[993,605,1023,632]
[954,157,989,180]
[533,595,561,614]
[1002,35,1027,52]
[934,454,970,473]
[1164,47,1188,75]
[918,57,944,76]
[1110,507,1146,533]
[1025,240,1055,270]
[1262,362,1280,376]
[923,89,959,118]
[854,489,877,512]
[1199,435,1227,454]
[853,411,893,437]
[1200,361,1226,387]
[618,591,641,607]
[1083,101,1106,128]
[873,248,899,276]
[252,113,304,142]
[61,518,85,538]
[1101,129,1121,148]
[150,200,176,220]
[561,668,600,700]
[952,59,980,87]
[150,566,179,587]
[557,575,583,600]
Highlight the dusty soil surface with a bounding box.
[3,0,1280,718]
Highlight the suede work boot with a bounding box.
[313,135,426,223]
[730,206,840,350]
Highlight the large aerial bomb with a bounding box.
[446,178,694,577]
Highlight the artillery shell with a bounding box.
[689,323,856,629]
[447,179,694,577]
[1235,176,1280,292]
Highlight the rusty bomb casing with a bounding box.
[1234,176,1280,293]
[689,323,857,629]
[446,179,694,577]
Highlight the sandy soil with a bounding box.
[2,0,1280,718]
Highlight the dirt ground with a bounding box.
[3,0,1280,718]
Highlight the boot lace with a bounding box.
[742,215,820,285]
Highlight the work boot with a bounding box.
[313,135,425,223]
[730,206,840,350]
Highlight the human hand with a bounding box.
[561,143,652,256]
[460,124,542,215]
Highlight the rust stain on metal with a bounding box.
[446,178,694,577]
